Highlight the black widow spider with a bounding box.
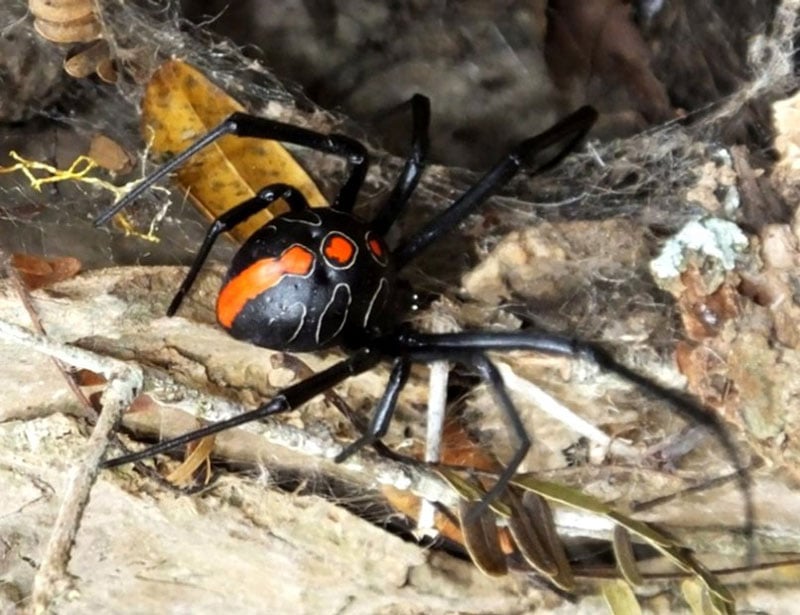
[94,95,748,520]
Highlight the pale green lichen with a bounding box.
[649,218,749,292]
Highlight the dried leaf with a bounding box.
[613,525,644,587]
[509,490,575,590]
[381,485,467,546]
[437,417,502,472]
[65,40,117,83]
[512,474,679,548]
[683,578,715,615]
[505,490,557,577]
[545,0,673,128]
[165,435,216,486]
[11,253,81,290]
[382,419,514,555]
[511,473,735,608]
[75,369,106,387]
[88,134,134,174]
[141,60,327,242]
[601,579,642,615]
[683,576,736,615]
[29,0,102,43]
[457,500,508,577]
[95,57,118,83]
[436,467,512,518]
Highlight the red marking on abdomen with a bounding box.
[366,232,388,266]
[217,244,314,328]
[368,238,384,257]
[322,232,356,267]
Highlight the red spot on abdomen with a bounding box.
[368,238,384,257]
[217,244,314,328]
[366,231,388,266]
[322,232,357,267]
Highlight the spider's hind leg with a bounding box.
[94,111,370,225]
[101,348,382,469]
[467,353,532,517]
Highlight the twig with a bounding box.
[142,362,654,543]
[3,257,97,422]
[0,320,142,614]
[0,318,457,511]
[139,368,458,506]
[418,360,449,533]
[496,361,640,460]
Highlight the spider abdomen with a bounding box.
[217,207,395,351]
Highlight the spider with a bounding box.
[94,95,747,518]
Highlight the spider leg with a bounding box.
[392,105,597,268]
[469,353,531,517]
[94,112,368,225]
[370,94,431,235]
[395,329,739,452]
[167,184,312,315]
[395,328,743,461]
[335,356,411,462]
[390,328,752,532]
[391,328,586,359]
[101,348,382,469]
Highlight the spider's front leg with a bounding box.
[378,334,534,514]
[467,353,532,510]
[392,105,598,268]
[334,356,411,462]
[94,112,369,226]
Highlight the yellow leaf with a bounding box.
[601,579,642,615]
[142,59,327,242]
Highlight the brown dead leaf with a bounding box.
[11,253,81,290]
[75,369,106,387]
[88,134,133,173]
[382,419,515,558]
[458,499,508,577]
[64,40,117,82]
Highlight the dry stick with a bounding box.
[0,318,458,514]
[139,368,458,506]
[418,360,449,533]
[496,361,640,460]
[0,320,142,615]
[4,261,97,423]
[145,358,639,542]
[1,317,768,568]
[10,316,753,594]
